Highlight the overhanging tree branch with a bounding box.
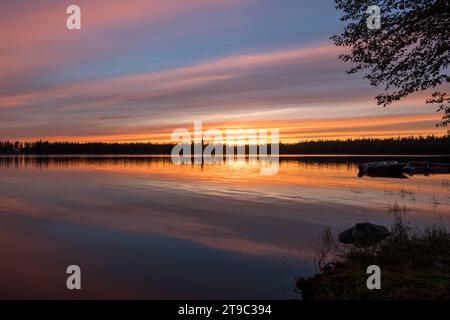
[332,0,450,126]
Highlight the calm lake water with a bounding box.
[0,155,449,299]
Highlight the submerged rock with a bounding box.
[338,223,390,247]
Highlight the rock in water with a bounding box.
[338,223,390,247]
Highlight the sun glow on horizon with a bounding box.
[6,113,447,144]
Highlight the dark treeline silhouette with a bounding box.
[0,141,174,155]
[282,135,450,155]
[1,135,449,155]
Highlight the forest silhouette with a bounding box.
[1,135,449,155]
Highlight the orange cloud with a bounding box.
[9,113,445,143]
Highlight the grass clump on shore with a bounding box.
[296,218,450,299]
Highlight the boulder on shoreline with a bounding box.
[338,223,390,247]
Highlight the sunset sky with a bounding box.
[0,0,447,143]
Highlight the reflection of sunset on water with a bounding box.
[0,156,449,299]
[2,156,447,214]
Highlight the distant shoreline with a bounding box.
[1,154,450,157]
[1,135,449,155]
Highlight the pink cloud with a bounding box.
[0,43,342,107]
[0,0,253,83]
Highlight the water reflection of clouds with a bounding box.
[1,157,448,259]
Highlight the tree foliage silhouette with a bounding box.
[332,0,450,126]
[1,136,449,155]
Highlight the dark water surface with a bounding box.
[0,155,449,299]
